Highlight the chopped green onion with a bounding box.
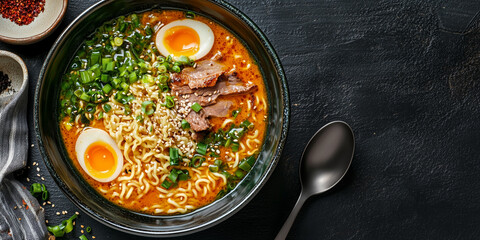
[161,179,173,189]
[186,11,196,19]
[141,101,156,115]
[169,148,180,166]
[209,165,219,172]
[79,92,91,102]
[29,183,42,196]
[86,226,91,233]
[114,37,123,46]
[190,155,205,168]
[47,214,77,237]
[162,95,175,109]
[47,225,65,237]
[79,235,88,240]
[191,102,202,112]
[240,119,253,129]
[103,103,112,113]
[90,51,101,65]
[196,142,207,155]
[168,169,179,183]
[171,65,181,73]
[214,159,223,168]
[238,159,252,172]
[235,169,245,178]
[135,114,144,123]
[102,84,112,94]
[231,142,239,152]
[181,119,190,129]
[42,190,49,201]
[232,108,241,118]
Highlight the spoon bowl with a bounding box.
[276,121,354,239]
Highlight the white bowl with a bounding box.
[0,0,68,45]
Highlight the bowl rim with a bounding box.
[34,0,290,236]
[0,0,68,45]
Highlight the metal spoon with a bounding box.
[275,121,355,240]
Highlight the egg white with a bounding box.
[75,128,123,182]
[155,19,214,60]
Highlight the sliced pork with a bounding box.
[171,60,226,89]
[172,60,257,133]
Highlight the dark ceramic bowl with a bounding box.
[35,0,289,237]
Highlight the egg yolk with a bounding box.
[84,141,117,178]
[163,26,200,56]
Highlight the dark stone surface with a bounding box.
[2,0,480,239]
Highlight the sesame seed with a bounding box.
[75,211,79,215]
[56,212,60,215]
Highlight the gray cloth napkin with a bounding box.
[0,67,48,239]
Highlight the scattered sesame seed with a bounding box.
[31,144,34,147]
[56,212,60,215]
[41,177,45,181]
[45,220,48,223]
[81,230,84,234]
[52,204,55,207]
[36,174,40,177]
[75,211,79,215]
[26,178,30,182]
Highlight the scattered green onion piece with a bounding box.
[177,55,191,65]
[186,11,196,19]
[47,225,65,237]
[190,155,205,168]
[103,103,112,113]
[162,95,175,109]
[181,119,190,129]
[235,169,245,178]
[224,138,232,147]
[238,160,252,172]
[79,92,91,102]
[178,171,189,181]
[161,179,173,189]
[214,159,223,166]
[42,190,49,201]
[171,65,181,73]
[79,234,88,240]
[102,84,112,94]
[209,165,219,172]
[141,101,156,115]
[232,108,241,118]
[100,74,109,83]
[196,142,207,155]
[169,148,180,166]
[114,37,123,46]
[191,102,202,112]
[231,142,239,152]
[168,169,179,183]
[86,226,91,233]
[29,183,42,196]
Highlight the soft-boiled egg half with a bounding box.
[155,19,214,60]
[75,128,123,182]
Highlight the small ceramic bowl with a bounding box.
[0,50,28,103]
[0,0,68,45]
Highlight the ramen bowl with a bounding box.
[35,0,289,237]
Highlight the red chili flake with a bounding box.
[0,0,46,26]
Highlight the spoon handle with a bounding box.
[275,192,308,240]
